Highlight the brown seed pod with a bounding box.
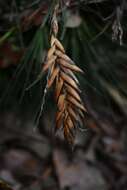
[41,4,87,145]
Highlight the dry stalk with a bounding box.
[42,4,86,144]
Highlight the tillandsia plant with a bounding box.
[42,3,87,145]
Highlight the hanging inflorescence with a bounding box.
[42,4,87,145]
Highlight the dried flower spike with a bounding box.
[42,4,86,144]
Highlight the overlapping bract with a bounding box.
[42,34,86,144]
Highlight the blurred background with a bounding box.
[0,0,127,190]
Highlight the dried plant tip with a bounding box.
[58,94,65,111]
[61,67,79,84]
[41,4,87,145]
[67,106,77,121]
[43,55,57,72]
[65,84,81,102]
[59,58,84,73]
[55,50,72,62]
[56,109,64,122]
[47,45,56,59]
[51,35,56,46]
[61,71,79,91]
[52,18,58,36]
[67,95,86,112]
[55,77,64,100]
[47,67,59,88]
[66,116,75,130]
[64,125,74,145]
[55,38,65,53]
